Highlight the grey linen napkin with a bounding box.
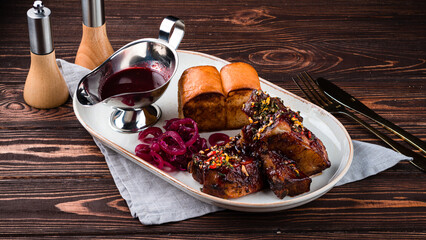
[57,59,412,225]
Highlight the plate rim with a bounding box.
[73,49,353,210]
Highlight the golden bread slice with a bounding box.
[178,66,226,131]
[220,62,261,129]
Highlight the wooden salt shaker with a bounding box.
[24,1,69,109]
[75,0,114,70]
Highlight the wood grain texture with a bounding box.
[23,51,69,109]
[0,176,425,235]
[75,23,114,70]
[0,0,425,238]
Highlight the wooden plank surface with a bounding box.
[0,0,425,238]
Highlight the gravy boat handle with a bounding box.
[159,16,185,49]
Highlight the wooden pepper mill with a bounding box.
[75,0,114,70]
[24,1,69,109]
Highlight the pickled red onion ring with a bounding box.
[151,142,161,152]
[163,118,181,130]
[135,143,150,152]
[150,151,164,169]
[164,118,199,147]
[161,161,177,172]
[135,144,152,161]
[138,127,163,144]
[152,151,177,172]
[158,131,186,155]
[184,131,199,147]
[135,118,207,172]
[164,118,197,132]
[208,133,230,146]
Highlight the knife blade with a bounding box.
[316,77,426,155]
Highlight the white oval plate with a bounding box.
[73,50,353,212]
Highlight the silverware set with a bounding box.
[293,72,426,172]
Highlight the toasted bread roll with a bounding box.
[221,62,261,95]
[220,62,261,129]
[178,66,226,131]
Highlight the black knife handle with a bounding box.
[338,110,426,172]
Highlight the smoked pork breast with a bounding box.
[241,90,331,176]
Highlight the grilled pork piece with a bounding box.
[241,90,330,176]
[261,151,311,198]
[188,138,264,199]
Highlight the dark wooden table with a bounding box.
[1,0,425,238]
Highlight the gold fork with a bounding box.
[292,72,426,172]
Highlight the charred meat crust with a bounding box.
[241,89,330,176]
[261,151,311,198]
[189,140,264,199]
[188,89,330,199]
[201,159,263,199]
[265,133,329,176]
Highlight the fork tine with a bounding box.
[302,72,333,105]
[292,76,318,104]
[295,73,327,107]
[299,72,328,106]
